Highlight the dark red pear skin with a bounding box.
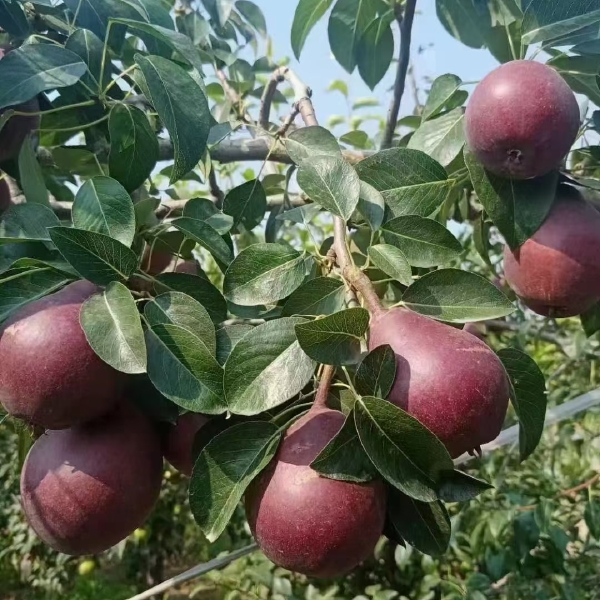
[245,407,386,579]
[0,96,40,163]
[163,412,208,477]
[20,402,163,556]
[0,280,125,429]
[465,60,579,179]
[504,187,600,318]
[369,308,509,458]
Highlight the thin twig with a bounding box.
[260,67,287,130]
[381,0,418,150]
[216,69,254,125]
[209,169,225,208]
[560,473,600,499]
[277,106,300,137]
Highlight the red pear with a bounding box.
[163,412,208,476]
[465,60,579,179]
[504,186,600,317]
[245,407,386,578]
[21,403,163,555]
[369,308,509,458]
[0,280,124,429]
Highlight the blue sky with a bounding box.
[257,0,500,127]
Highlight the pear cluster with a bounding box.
[0,279,204,556]
[466,60,600,317]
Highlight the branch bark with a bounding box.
[381,0,418,150]
[260,67,287,130]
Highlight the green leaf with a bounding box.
[291,0,335,59]
[387,488,451,556]
[282,277,347,317]
[146,324,225,414]
[0,44,87,109]
[236,1,267,36]
[0,267,72,322]
[311,411,377,483]
[356,148,452,218]
[402,269,515,322]
[355,345,397,398]
[464,148,559,250]
[297,155,361,221]
[548,54,600,106]
[65,28,108,90]
[135,54,210,183]
[190,421,281,541]
[18,135,49,207]
[63,0,146,45]
[224,317,316,415]
[286,125,341,166]
[367,245,413,286]
[522,0,600,45]
[408,109,466,167]
[0,1,30,37]
[216,323,254,365]
[422,74,463,121]
[184,198,234,235]
[381,216,462,268]
[145,292,216,356]
[585,500,600,540]
[49,227,138,286]
[72,176,136,247]
[438,470,493,502]
[0,204,60,244]
[223,243,308,306]
[295,307,370,365]
[436,0,492,49]
[328,0,377,73]
[155,273,227,323]
[109,104,159,192]
[276,204,322,225]
[581,302,600,337]
[357,12,394,90]
[201,0,235,28]
[354,396,453,502]
[172,217,233,269]
[112,18,204,74]
[498,348,547,462]
[357,181,385,231]
[340,130,370,149]
[80,281,146,374]
[223,179,267,232]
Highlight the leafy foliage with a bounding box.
[1,0,600,598]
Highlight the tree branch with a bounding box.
[381,0,418,150]
[278,68,381,316]
[260,67,287,130]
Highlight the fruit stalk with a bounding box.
[314,364,335,410]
